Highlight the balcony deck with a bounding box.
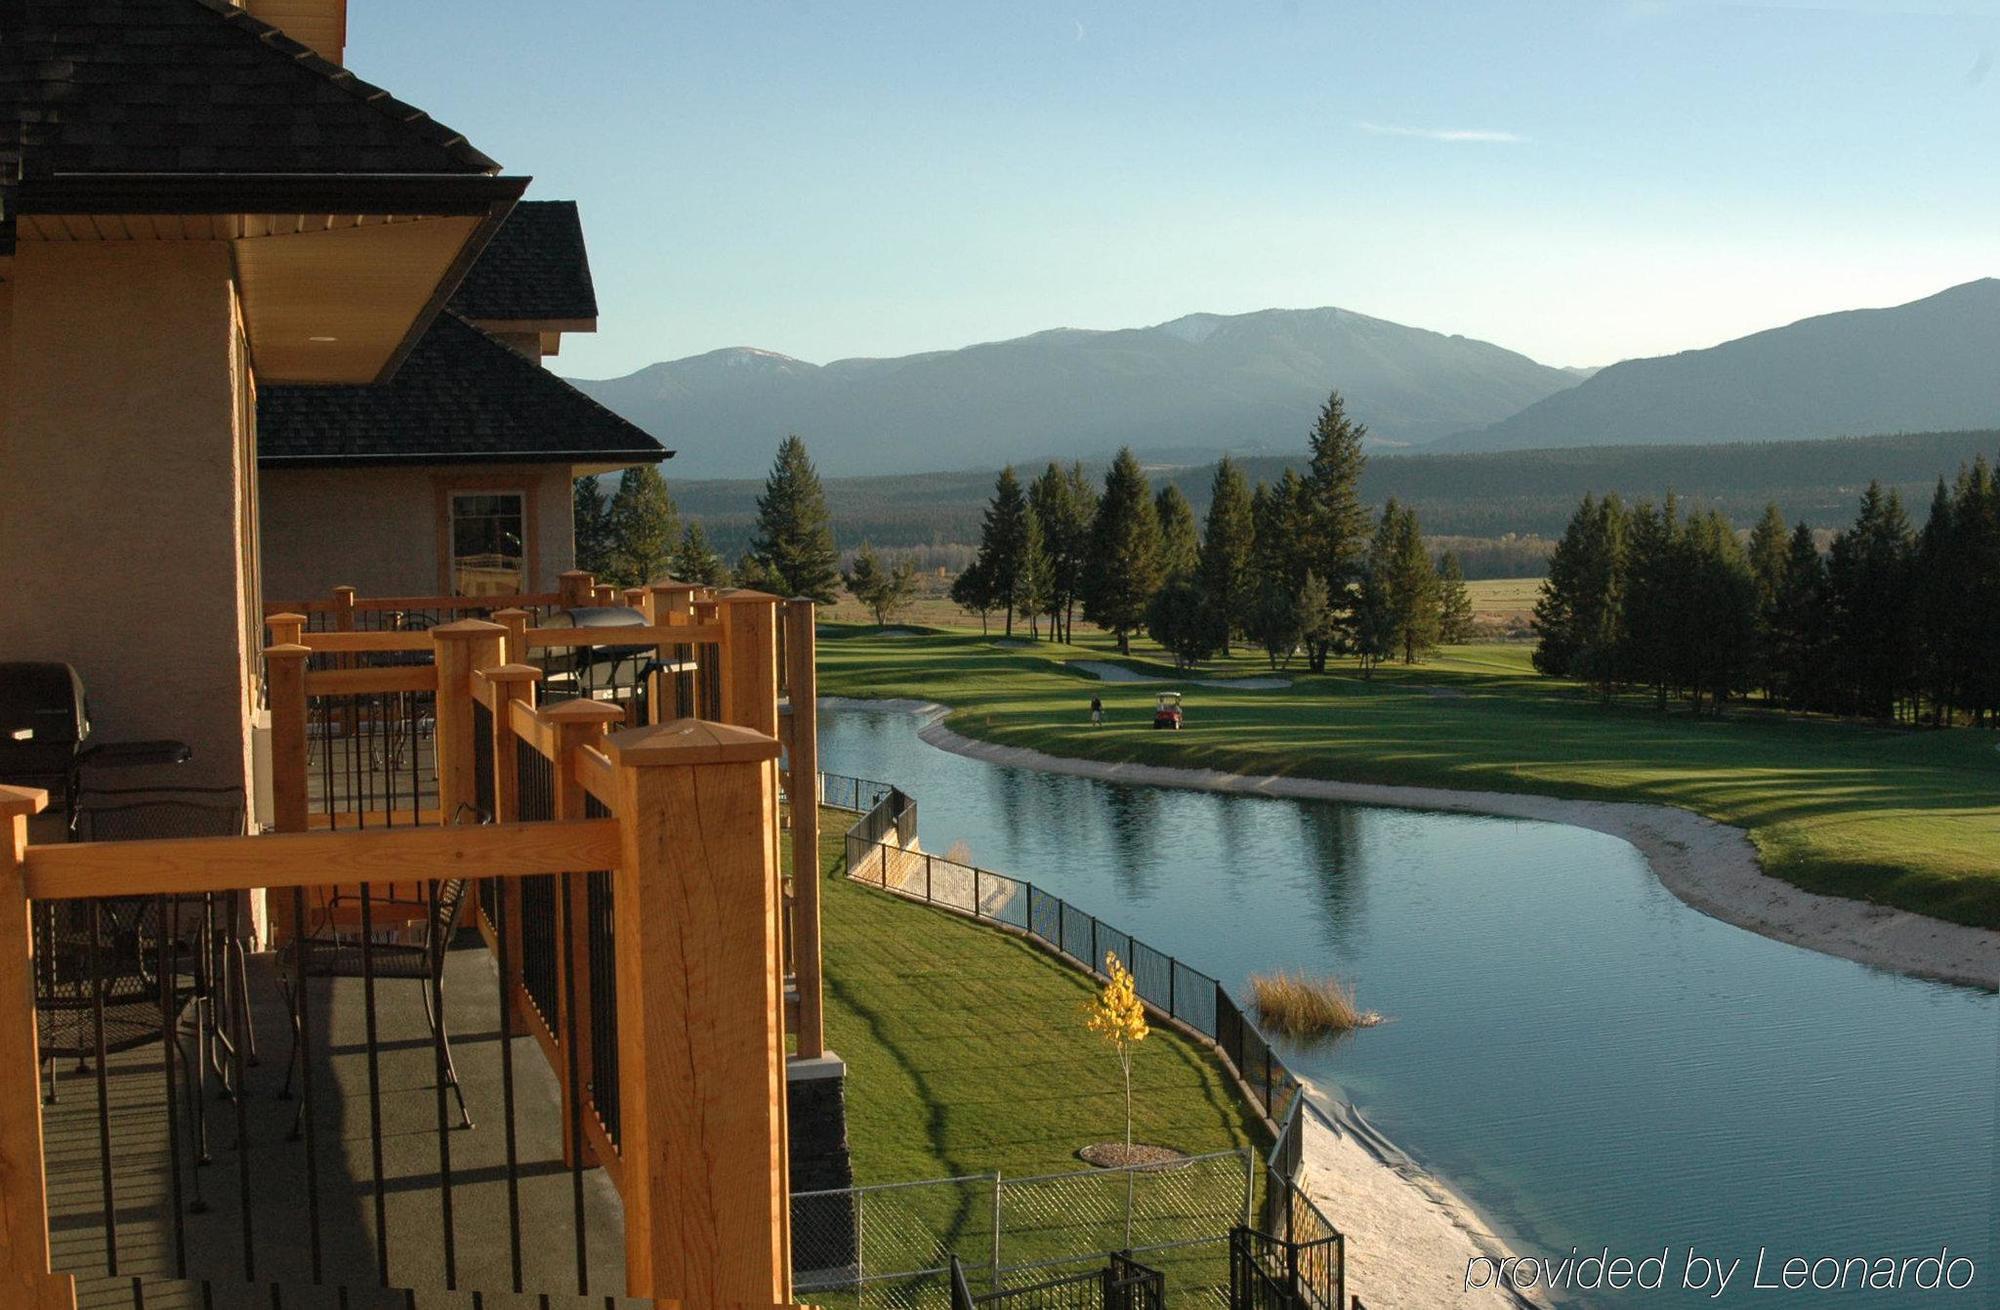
[43,938,629,1308]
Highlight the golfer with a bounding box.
[1089,694,1104,726]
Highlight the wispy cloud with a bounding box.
[1358,122,1527,144]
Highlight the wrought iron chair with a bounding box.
[276,874,476,1131]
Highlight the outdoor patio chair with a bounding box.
[276,875,476,1132]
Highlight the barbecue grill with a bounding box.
[537,607,655,705]
[0,662,192,820]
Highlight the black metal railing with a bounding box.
[840,788,1302,1126]
[473,701,498,924]
[818,770,895,817]
[35,871,607,1304]
[515,738,559,1031]
[950,1253,1167,1309]
[305,686,437,826]
[1229,1222,1341,1310]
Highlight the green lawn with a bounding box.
[805,810,1265,1186]
[814,628,2000,930]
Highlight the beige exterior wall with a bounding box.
[259,462,575,604]
[0,241,260,798]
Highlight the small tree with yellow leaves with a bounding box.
[1084,951,1151,1154]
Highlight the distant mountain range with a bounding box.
[572,278,2000,478]
[569,307,1580,479]
[1432,279,2000,453]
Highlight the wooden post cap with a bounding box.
[650,580,698,594]
[266,611,308,626]
[430,618,509,638]
[558,569,592,581]
[713,588,782,605]
[542,699,629,726]
[333,585,357,597]
[262,642,311,659]
[489,607,531,622]
[480,663,543,684]
[0,785,49,817]
[605,718,781,768]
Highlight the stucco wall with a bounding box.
[259,463,575,604]
[0,241,257,797]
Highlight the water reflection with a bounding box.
[821,706,1997,1309]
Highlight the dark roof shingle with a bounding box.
[2,0,496,176]
[257,312,668,466]
[450,200,598,322]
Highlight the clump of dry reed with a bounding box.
[1250,971,1382,1038]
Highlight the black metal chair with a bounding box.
[277,875,476,1131]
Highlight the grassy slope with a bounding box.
[805,811,1264,1186]
[815,629,2000,930]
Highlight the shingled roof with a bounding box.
[258,311,669,466]
[450,200,598,322]
[1,0,497,177]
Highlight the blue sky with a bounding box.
[353,2,2000,378]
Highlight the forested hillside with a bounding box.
[669,428,2000,567]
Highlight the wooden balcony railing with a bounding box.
[1,583,824,1307]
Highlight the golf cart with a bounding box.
[1152,690,1184,730]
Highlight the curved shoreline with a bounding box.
[820,696,1998,992]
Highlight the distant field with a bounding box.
[814,626,2000,931]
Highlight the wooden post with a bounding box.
[623,587,651,615]
[545,699,623,1168]
[558,570,594,611]
[264,643,310,945]
[490,608,531,666]
[0,787,77,1310]
[591,583,617,607]
[479,665,541,975]
[783,600,825,1059]
[432,621,507,827]
[266,611,307,647]
[714,590,780,737]
[331,585,357,634]
[606,720,790,1305]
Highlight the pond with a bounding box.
[820,705,1997,1308]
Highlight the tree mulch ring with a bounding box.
[1078,1142,1188,1170]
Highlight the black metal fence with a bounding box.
[950,1251,1166,1309]
[839,788,1302,1127]
[305,686,438,825]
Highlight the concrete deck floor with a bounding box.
[41,938,635,1309]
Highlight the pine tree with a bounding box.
[1300,391,1370,671]
[1016,509,1054,639]
[1746,502,1791,700]
[1532,493,1626,696]
[949,558,998,635]
[669,521,729,587]
[1081,448,1164,655]
[1680,510,1759,713]
[572,475,614,578]
[607,464,679,587]
[1155,484,1200,579]
[1769,521,1829,711]
[1146,575,1223,670]
[1296,571,1337,670]
[1031,461,1096,643]
[749,435,839,602]
[1827,482,1915,719]
[1436,551,1475,645]
[1197,456,1256,655]
[1619,496,1679,707]
[973,467,1034,636]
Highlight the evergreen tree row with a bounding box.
[1531,455,2000,724]
[952,392,1474,669]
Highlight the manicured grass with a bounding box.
[815,627,2000,930]
[801,809,1265,1186]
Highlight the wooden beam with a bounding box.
[432,621,506,827]
[0,789,76,1310]
[298,630,433,654]
[607,722,789,1303]
[23,820,620,901]
[303,664,438,696]
[783,600,825,1060]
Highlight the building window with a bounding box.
[450,491,526,596]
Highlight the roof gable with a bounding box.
[257,311,669,466]
[3,0,495,176]
[450,200,598,323]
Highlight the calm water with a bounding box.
[821,706,1998,1308]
